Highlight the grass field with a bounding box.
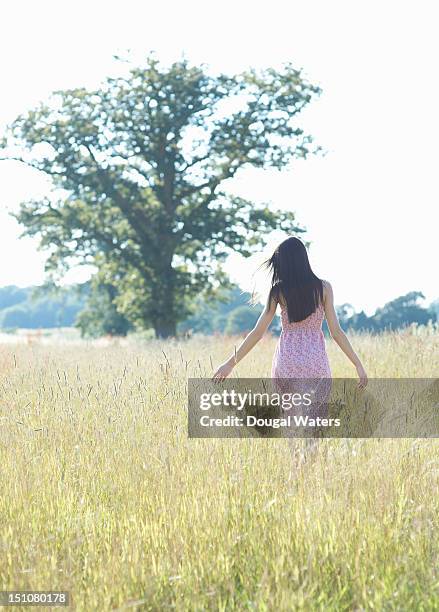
[0,326,438,610]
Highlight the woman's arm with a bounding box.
[212,292,277,381]
[323,281,368,388]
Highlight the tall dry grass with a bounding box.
[0,327,438,610]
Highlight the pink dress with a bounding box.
[271,301,331,379]
[271,300,331,435]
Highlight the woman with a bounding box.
[212,237,368,388]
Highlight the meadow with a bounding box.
[0,326,438,610]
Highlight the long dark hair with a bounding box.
[265,237,323,322]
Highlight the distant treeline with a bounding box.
[180,288,438,335]
[0,284,437,336]
[335,291,438,333]
[0,285,86,330]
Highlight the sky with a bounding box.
[0,0,438,314]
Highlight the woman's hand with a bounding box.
[356,364,368,389]
[212,359,235,382]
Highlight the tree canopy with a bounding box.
[2,55,321,336]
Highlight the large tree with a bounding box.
[1,55,321,337]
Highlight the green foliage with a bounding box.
[2,54,320,337]
[372,291,432,330]
[224,305,263,334]
[76,279,133,338]
[336,292,436,333]
[178,285,258,335]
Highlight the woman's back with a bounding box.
[272,295,330,379]
[279,299,325,334]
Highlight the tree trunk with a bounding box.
[151,256,177,339]
[154,319,177,339]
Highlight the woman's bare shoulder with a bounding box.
[321,280,333,301]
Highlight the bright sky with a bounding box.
[0,0,437,314]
